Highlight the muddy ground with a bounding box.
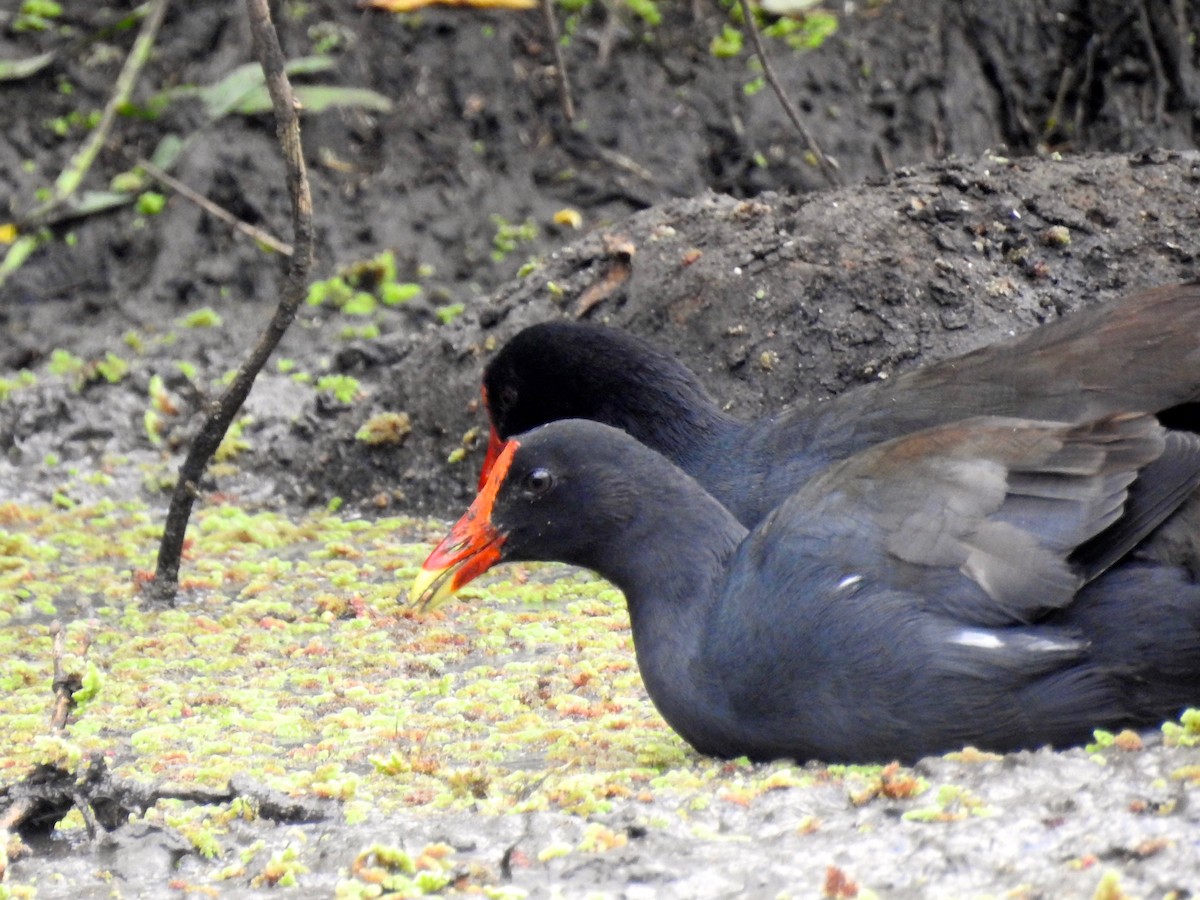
[2,0,1200,896]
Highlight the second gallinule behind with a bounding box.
[479,282,1200,528]
[414,414,1200,763]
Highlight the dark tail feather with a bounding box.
[1058,563,1200,725]
[1072,431,1200,582]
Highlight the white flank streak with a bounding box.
[836,575,863,591]
[952,629,1005,650]
[1025,637,1075,653]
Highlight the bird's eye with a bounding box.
[524,468,554,495]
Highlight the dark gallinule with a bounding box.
[413,415,1200,763]
[478,282,1200,528]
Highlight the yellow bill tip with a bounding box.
[409,562,458,611]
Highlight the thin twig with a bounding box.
[136,157,293,256]
[0,0,170,290]
[738,0,840,187]
[1135,0,1168,125]
[148,0,315,603]
[540,0,575,121]
[1073,36,1098,141]
[591,144,656,182]
[1044,62,1075,142]
[49,622,77,731]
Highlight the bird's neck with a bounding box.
[588,477,747,746]
[619,378,741,473]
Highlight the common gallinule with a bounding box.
[413,415,1200,763]
[478,282,1200,528]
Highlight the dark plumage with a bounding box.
[413,415,1200,763]
[479,282,1200,529]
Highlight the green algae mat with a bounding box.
[3,498,1200,898]
[0,497,809,895]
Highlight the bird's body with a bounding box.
[423,280,1200,762]
[414,416,1200,763]
[480,282,1200,528]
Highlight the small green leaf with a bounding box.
[710,25,743,58]
[151,134,186,170]
[111,170,147,193]
[380,283,421,306]
[342,291,377,316]
[624,0,661,26]
[144,409,164,446]
[182,308,223,328]
[436,303,465,325]
[233,82,391,116]
[72,661,103,707]
[136,191,167,216]
[95,352,129,383]
[306,276,353,307]
[49,348,84,377]
[70,190,136,218]
[316,374,362,404]
[0,51,57,81]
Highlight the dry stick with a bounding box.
[136,156,294,257]
[0,625,82,836]
[737,0,840,187]
[1073,36,1098,141]
[540,0,575,121]
[49,621,77,731]
[148,0,315,603]
[0,0,170,290]
[1135,0,1169,125]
